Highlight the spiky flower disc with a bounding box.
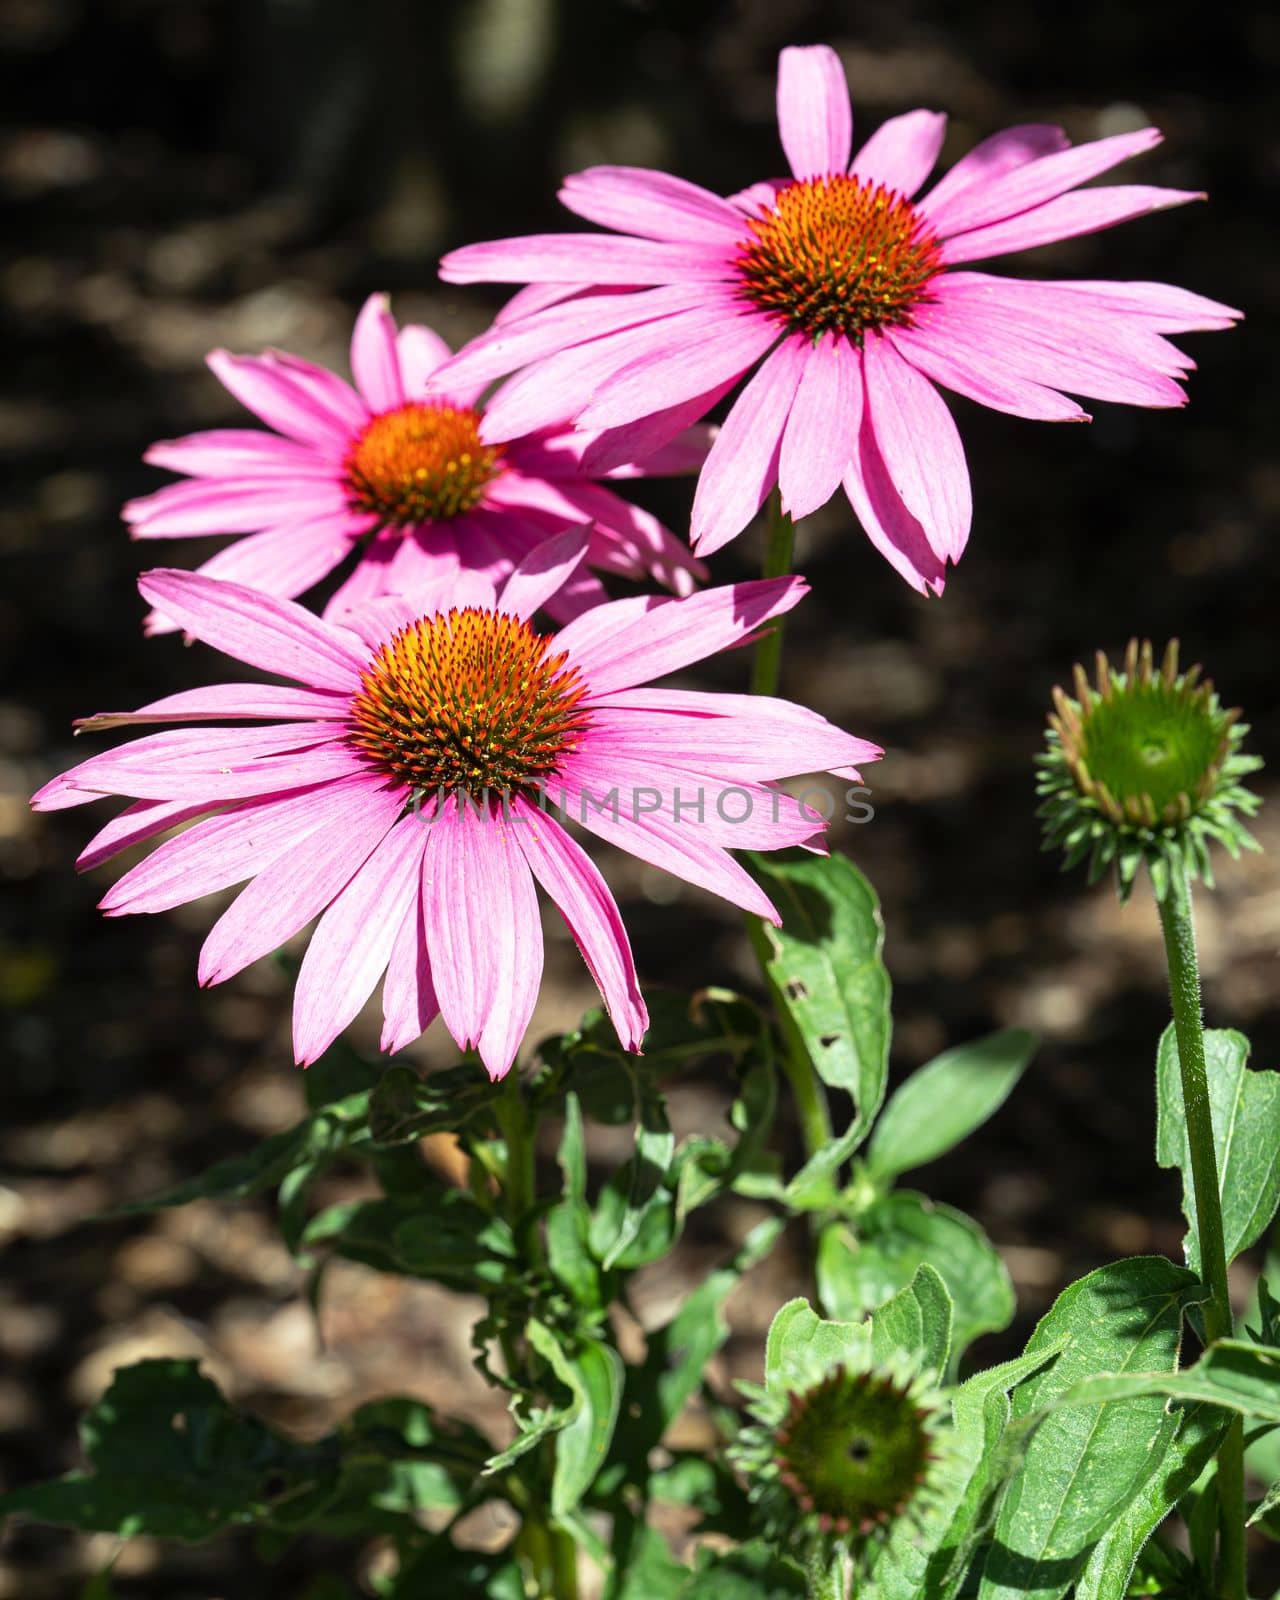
[773,1366,936,1538]
[1037,639,1262,899]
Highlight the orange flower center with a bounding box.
[735,174,942,342]
[349,607,590,799]
[344,402,503,526]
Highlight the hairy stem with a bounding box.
[750,490,796,698]
[1155,857,1245,1600]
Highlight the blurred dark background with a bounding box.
[2,1,1277,1593]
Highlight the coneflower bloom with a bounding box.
[438,45,1240,594]
[32,534,879,1079]
[124,294,708,631]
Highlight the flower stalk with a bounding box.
[1155,857,1246,1600]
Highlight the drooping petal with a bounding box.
[861,336,971,562]
[476,820,543,1081]
[558,576,807,694]
[439,233,735,286]
[850,110,947,198]
[690,334,808,555]
[197,778,404,985]
[510,797,646,1051]
[776,44,853,180]
[923,126,1163,237]
[145,517,364,635]
[380,857,440,1054]
[559,166,747,243]
[350,293,406,413]
[842,393,948,595]
[920,123,1069,213]
[293,813,429,1064]
[939,184,1203,265]
[137,570,366,690]
[778,335,862,520]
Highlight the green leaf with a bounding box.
[0,1359,332,1541]
[525,1322,623,1518]
[763,1297,871,1395]
[1043,1338,1280,1423]
[387,1545,524,1599]
[872,1345,1063,1600]
[869,1262,954,1377]
[817,1190,1013,1362]
[606,1522,690,1600]
[683,1540,806,1597]
[867,1029,1036,1182]
[366,1060,501,1144]
[1156,1025,1280,1271]
[977,1257,1199,1600]
[1074,1403,1227,1600]
[588,1071,676,1270]
[747,851,890,1131]
[328,1187,516,1291]
[546,1092,601,1312]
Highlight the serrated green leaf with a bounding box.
[868,1029,1036,1182]
[525,1322,623,1517]
[1074,1403,1227,1600]
[977,1257,1199,1600]
[1043,1338,1280,1423]
[747,851,890,1135]
[817,1191,1013,1362]
[1156,1025,1280,1271]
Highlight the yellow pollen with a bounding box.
[344,402,503,527]
[348,607,590,799]
[736,174,942,342]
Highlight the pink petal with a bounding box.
[776,45,853,180]
[439,233,734,286]
[888,322,1089,422]
[568,310,778,432]
[575,385,735,478]
[494,282,588,325]
[850,110,947,198]
[510,796,646,1051]
[137,569,366,690]
[423,799,542,1077]
[380,862,441,1056]
[592,423,716,478]
[940,184,1203,266]
[499,525,591,620]
[262,350,370,435]
[1024,278,1241,332]
[559,166,747,243]
[76,683,349,732]
[77,798,214,873]
[143,429,326,478]
[321,528,402,622]
[861,336,971,562]
[923,126,1163,237]
[145,518,364,636]
[778,336,862,520]
[198,778,404,985]
[689,335,808,555]
[552,771,780,923]
[559,576,807,695]
[921,124,1069,213]
[125,477,348,538]
[349,294,405,413]
[293,813,429,1064]
[396,324,454,392]
[842,409,948,596]
[101,774,368,916]
[435,285,710,395]
[207,350,360,450]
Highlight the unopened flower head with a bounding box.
[1038,639,1261,898]
[439,45,1239,593]
[31,535,879,1080]
[124,294,709,634]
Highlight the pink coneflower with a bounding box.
[124,294,708,632]
[32,534,879,1079]
[437,45,1240,594]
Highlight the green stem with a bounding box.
[750,490,796,698]
[496,1074,578,1599]
[1155,857,1246,1600]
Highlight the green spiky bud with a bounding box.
[1037,639,1262,900]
